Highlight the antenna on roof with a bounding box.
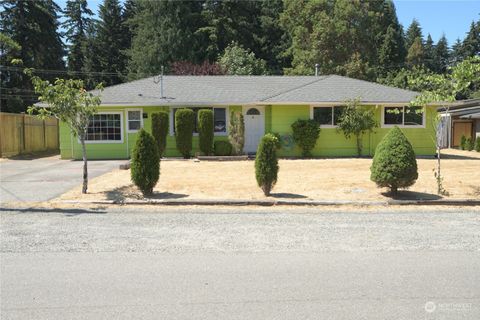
[315,63,319,77]
[153,66,165,99]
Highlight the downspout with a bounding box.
[126,111,129,158]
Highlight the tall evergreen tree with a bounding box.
[62,0,93,73]
[405,19,423,49]
[461,21,480,58]
[451,38,464,63]
[423,34,435,71]
[96,0,128,85]
[127,0,204,79]
[0,0,64,112]
[406,37,424,67]
[434,34,449,73]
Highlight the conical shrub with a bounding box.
[131,129,160,196]
[370,126,418,194]
[255,133,279,196]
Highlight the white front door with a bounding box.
[243,106,265,153]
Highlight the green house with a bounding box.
[59,75,437,159]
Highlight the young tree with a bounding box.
[197,109,214,155]
[130,129,160,196]
[25,69,103,194]
[151,112,169,157]
[62,0,94,73]
[255,133,279,196]
[370,126,418,195]
[291,119,320,157]
[228,111,245,155]
[337,100,377,157]
[218,42,268,75]
[410,56,480,195]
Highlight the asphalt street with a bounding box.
[0,156,124,203]
[1,206,479,319]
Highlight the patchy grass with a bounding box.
[57,156,480,202]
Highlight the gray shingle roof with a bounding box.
[95,75,418,106]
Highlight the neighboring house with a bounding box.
[438,99,480,148]
[59,75,438,159]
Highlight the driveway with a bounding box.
[0,156,124,203]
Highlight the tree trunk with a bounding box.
[356,135,362,157]
[437,145,441,195]
[390,185,398,196]
[80,136,88,194]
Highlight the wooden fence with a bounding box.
[0,112,59,157]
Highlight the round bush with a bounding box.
[131,129,160,196]
[198,109,214,155]
[213,140,232,156]
[291,119,320,157]
[370,126,418,194]
[175,109,195,158]
[151,111,169,157]
[255,133,279,196]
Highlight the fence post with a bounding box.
[22,113,26,153]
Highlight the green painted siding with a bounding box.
[268,105,437,157]
[60,104,437,159]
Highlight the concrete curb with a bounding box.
[58,198,480,207]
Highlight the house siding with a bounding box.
[60,104,437,159]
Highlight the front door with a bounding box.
[243,106,265,153]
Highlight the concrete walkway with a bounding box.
[0,156,123,203]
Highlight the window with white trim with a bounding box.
[383,106,424,127]
[127,110,142,132]
[172,107,227,134]
[312,106,345,126]
[86,113,122,141]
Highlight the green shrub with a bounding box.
[213,140,232,156]
[475,137,480,152]
[291,119,320,157]
[151,112,169,157]
[466,137,474,151]
[175,109,195,158]
[460,135,467,150]
[255,133,279,196]
[370,126,418,195]
[198,109,214,155]
[228,111,245,155]
[131,129,160,196]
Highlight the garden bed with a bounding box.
[57,157,480,203]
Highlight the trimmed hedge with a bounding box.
[255,133,279,196]
[291,119,320,157]
[198,109,214,155]
[175,109,195,158]
[214,140,232,156]
[151,112,169,157]
[130,129,160,196]
[370,126,418,195]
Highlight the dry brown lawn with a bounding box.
[57,152,480,203]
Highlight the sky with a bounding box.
[57,0,480,46]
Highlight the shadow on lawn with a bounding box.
[382,190,442,200]
[105,185,188,202]
[270,192,308,199]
